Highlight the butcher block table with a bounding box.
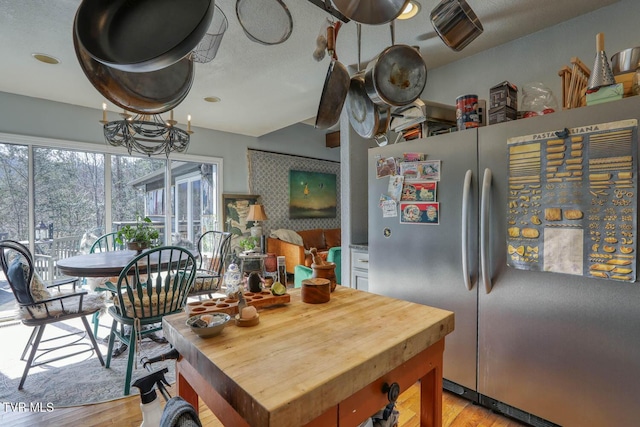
[163,285,454,427]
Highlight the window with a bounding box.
[0,134,223,281]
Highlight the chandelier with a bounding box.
[101,105,193,157]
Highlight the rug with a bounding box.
[0,312,176,408]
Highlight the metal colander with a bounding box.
[191,4,228,63]
[236,0,293,45]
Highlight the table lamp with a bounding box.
[246,204,268,238]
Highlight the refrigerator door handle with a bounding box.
[480,168,493,294]
[461,169,473,291]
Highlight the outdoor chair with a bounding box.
[105,245,197,395]
[189,230,231,297]
[87,232,126,337]
[0,240,105,390]
[89,231,125,254]
[9,239,82,292]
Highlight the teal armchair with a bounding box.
[294,247,341,288]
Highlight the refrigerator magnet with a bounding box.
[400,202,439,225]
[401,181,437,202]
[376,157,397,179]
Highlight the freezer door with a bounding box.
[368,130,479,391]
[478,96,640,426]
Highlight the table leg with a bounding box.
[176,357,250,426]
[338,338,445,427]
[176,359,199,414]
[419,340,444,427]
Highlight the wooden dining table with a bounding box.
[56,248,195,278]
[163,285,454,427]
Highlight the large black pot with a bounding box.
[75,0,213,73]
[73,13,194,115]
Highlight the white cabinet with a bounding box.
[350,248,369,291]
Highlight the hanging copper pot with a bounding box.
[315,22,350,129]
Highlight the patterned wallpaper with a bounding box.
[248,149,341,235]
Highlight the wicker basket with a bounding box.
[191,5,228,63]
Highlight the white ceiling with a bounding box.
[0,0,618,137]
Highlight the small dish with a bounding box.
[235,313,260,327]
[187,312,231,337]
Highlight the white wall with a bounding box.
[425,0,639,110]
[0,92,340,194]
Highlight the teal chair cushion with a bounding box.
[327,247,341,284]
[294,265,312,288]
[293,246,341,288]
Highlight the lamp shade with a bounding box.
[246,204,268,222]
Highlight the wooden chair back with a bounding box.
[111,246,197,320]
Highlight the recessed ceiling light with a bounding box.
[32,53,60,65]
[397,0,421,20]
[204,96,221,103]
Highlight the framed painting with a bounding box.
[289,170,337,219]
[222,194,260,236]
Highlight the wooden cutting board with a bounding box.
[186,290,290,316]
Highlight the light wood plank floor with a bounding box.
[1,381,527,427]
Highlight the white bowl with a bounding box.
[187,312,230,337]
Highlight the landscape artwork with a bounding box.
[289,170,337,219]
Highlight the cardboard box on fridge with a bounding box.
[490,81,518,109]
[488,105,517,125]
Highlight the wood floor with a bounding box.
[2,381,527,427]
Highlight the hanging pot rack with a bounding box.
[307,0,350,23]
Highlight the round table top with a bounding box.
[56,249,196,277]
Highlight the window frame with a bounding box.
[0,131,224,251]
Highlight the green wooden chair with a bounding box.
[294,246,341,288]
[89,231,125,254]
[88,232,126,338]
[105,246,196,395]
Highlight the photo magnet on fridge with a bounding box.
[399,202,439,225]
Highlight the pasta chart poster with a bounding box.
[506,119,637,282]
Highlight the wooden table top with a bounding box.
[56,248,195,277]
[163,286,454,426]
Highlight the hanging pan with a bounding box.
[315,22,350,129]
[430,0,483,52]
[364,21,427,108]
[347,24,390,146]
[333,0,410,25]
[73,12,194,115]
[75,0,213,72]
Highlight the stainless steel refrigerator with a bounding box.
[367,96,640,427]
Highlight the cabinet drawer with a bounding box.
[351,251,369,271]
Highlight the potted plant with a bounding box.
[238,236,259,253]
[115,215,160,253]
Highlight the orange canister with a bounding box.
[456,94,479,130]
